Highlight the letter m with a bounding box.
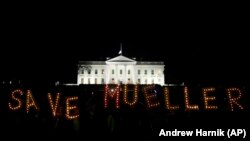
[104,84,120,108]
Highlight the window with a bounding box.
[128,70,130,74]
[145,79,147,84]
[81,78,84,84]
[88,70,91,74]
[120,69,122,74]
[102,69,104,74]
[95,69,98,74]
[101,78,105,84]
[145,70,147,75]
[152,79,154,84]
[138,79,140,84]
[81,70,84,74]
[95,78,97,84]
[112,69,115,74]
[112,78,115,84]
[88,78,91,84]
[151,70,154,75]
[138,70,140,75]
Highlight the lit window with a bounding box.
[81,78,84,84]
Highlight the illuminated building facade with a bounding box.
[77,55,165,85]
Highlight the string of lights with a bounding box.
[143,85,160,109]
[104,84,120,108]
[203,88,218,110]
[48,93,61,117]
[9,89,24,111]
[65,96,79,120]
[26,90,39,113]
[123,84,138,106]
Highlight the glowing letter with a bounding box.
[9,89,24,111]
[143,85,160,109]
[203,88,218,110]
[227,88,244,111]
[48,93,61,117]
[26,90,39,113]
[123,85,138,106]
[65,96,79,120]
[164,87,179,110]
[184,87,199,110]
[104,84,120,108]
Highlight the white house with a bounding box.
[77,55,165,85]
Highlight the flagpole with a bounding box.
[120,43,122,55]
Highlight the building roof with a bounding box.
[106,55,135,62]
[137,61,164,65]
[78,55,164,65]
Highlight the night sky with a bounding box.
[0,6,249,139]
[1,8,249,85]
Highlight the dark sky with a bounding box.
[0,8,249,84]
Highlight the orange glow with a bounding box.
[48,93,61,117]
[104,84,120,108]
[227,88,244,111]
[26,90,39,113]
[65,96,79,120]
[203,88,218,110]
[123,85,138,106]
[9,89,24,111]
[143,85,160,109]
[164,87,179,110]
[184,87,199,111]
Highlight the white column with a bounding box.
[106,65,109,84]
[132,65,136,84]
[124,65,127,84]
[115,64,118,84]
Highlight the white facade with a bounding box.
[77,55,165,85]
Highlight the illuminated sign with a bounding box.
[3,84,246,120]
